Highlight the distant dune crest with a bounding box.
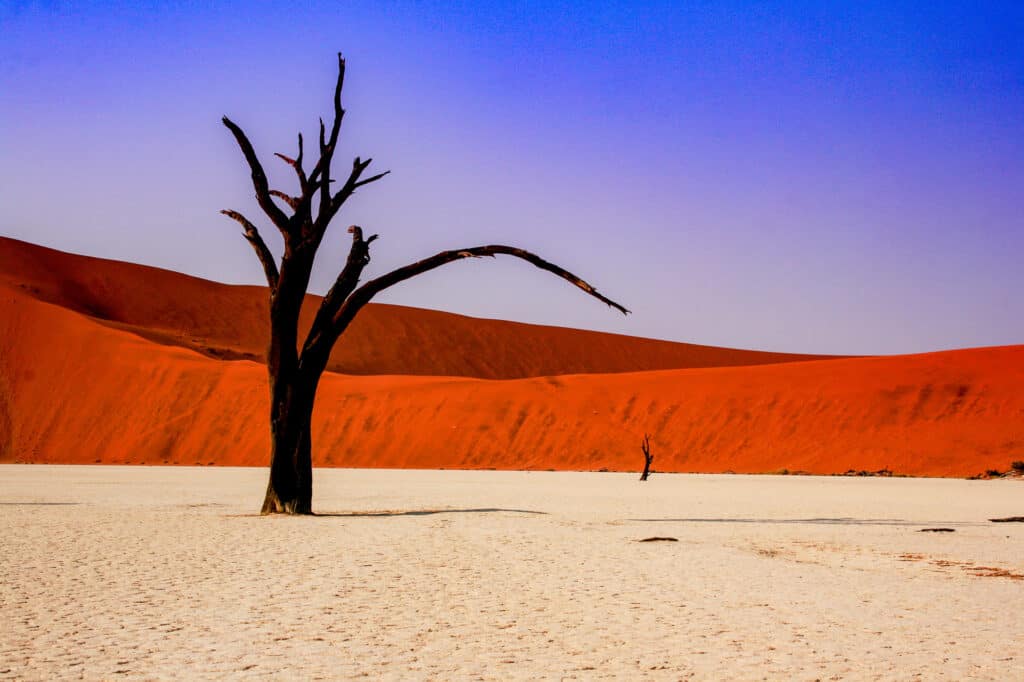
[0,236,835,379]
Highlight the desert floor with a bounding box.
[1,465,1022,680]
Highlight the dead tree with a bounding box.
[222,54,629,514]
[640,434,653,481]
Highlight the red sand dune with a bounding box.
[0,236,830,379]
[2,239,1022,477]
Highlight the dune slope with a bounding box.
[0,236,834,379]
[3,284,1021,476]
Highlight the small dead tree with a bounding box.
[222,54,629,514]
[640,434,653,481]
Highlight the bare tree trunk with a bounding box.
[261,377,316,514]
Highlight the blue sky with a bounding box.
[1,1,1022,353]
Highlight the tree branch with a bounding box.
[353,170,391,189]
[325,243,629,343]
[265,56,349,237]
[314,156,373,231]
[307,54,346,226]
[274,132,307,191]
[300,225,377,369]
[221,117,292,233]
[220,210,280,290]
[269,190,300,211]
[326,53,345,155]
[318,117,332,225]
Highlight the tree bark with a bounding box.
[261,376,316,514]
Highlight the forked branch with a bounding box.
[310,54,347,223]
[316,157,390,233]
[225,55,382,242]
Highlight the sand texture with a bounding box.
[1,465,1022,680]
[2,270,1023,476]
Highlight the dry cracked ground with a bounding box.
[1,466,1022,680]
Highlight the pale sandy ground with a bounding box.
[1,466,1022,681]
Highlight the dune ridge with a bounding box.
[2,271,1022,477]
[0,236,836,379]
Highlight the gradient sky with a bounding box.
[2,1,1022,354]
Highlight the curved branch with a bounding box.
[327,243,628,341]
[221,210,280,290]
[269,190,300,210]
[221,117,292,233]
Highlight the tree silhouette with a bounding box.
[222,54,629,514]
[640,433,654,481]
